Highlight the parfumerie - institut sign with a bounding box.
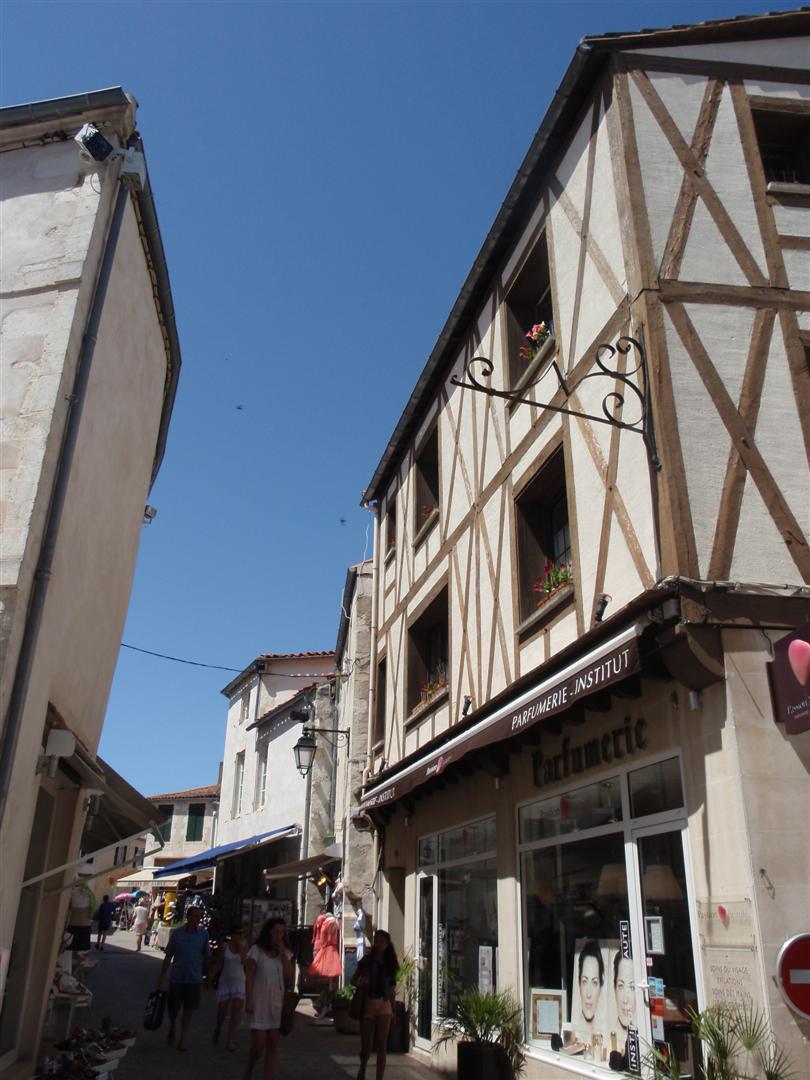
[361,630,640,810]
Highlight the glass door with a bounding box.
[416,873,435,1045]
[631,825,699,1077]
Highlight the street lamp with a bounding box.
[293,728,317,777]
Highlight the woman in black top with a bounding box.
[351,929,398,1080]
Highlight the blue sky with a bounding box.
[2,0,798,796]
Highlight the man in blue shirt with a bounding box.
[94,895,117,951]
[158,905,211,1050]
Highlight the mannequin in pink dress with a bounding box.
[309,908,342,1018]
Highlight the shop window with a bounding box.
[255,744,268,809]
[417,817,497,1034]
[385,496,397,558]
[515,449,572,625]
[628,758,683,818]
[186,802,205,842]
[752,109,810,185]
[232,751,245,816]
[407,587,448,714]
[505,231,555,388]
[157,804,173,842]
[519,777,622,844]
[518,759,698,1072]
[414,426,440,540]
[374,656,387,747]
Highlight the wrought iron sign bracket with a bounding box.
[450,334,660,469]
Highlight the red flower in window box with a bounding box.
[533,560,573,607]
[518,321,551,365]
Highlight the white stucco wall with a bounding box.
[217,657,334,847]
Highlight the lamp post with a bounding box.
[292,725,349,778]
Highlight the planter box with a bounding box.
[457,1041,511,1080]
[387,1002,410,1053]
[333,1006,360,1035]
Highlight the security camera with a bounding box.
[74,123,115,162]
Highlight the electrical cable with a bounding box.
[120,642,334,677]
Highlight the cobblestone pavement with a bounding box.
[78,931,445,1079]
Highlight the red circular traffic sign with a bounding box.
[775,933,810,1019]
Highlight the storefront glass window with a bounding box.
[522,833,629,1062]
[437,857,498,1017]
[438,817,497,862]
[628,757,683,818]
[519,777,622,843]
[418,816,498,1034]
[519,757,696,1074]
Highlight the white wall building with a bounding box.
[144,783,220,867]
[0,88,179,1072]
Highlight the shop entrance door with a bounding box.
[416,873,436,1047]
[629,824,700,1076]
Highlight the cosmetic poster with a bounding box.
[566,938,637,1062]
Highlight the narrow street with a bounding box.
[75,930,444,1080]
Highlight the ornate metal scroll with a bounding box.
[450,335,659,466]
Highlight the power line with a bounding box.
[120,643,241,672]
[120,643,338,678]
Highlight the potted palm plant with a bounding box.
[434,987,525,1080]
[331,984,361,1035]
[388,955,417,1053]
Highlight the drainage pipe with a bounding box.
[0,178,130,830]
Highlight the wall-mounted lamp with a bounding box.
[292,723,350,777]
[36,729,76,778]
[293,729,317,777]
[143,505,158,525]
[594,593,612,623]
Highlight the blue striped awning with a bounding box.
[153,825,297,878]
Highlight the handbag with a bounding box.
[348,984,367,1022]
[143,989,167,1031]
[280,990,300,1036]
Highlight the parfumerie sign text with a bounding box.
[360,636,640,810]
[532,717,648,787]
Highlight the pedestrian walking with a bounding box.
[157,905,211,1052]
[132,899,150,952]
[244,917,294,1080]
[93,895,117,951]
[212,923,247,1051]
[351,929,398,1080]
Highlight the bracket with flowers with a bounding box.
[534,560,573,608]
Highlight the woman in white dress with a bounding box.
[244,918,294,1079]
[213,924,247,1051]
[131,900,150,952]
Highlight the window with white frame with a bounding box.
[518,756,697,1071]
[239,689,252,723]
[416,817,498,1041]
[255,743,268,809]
[232,751,245,816]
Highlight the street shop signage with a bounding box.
[532,717,648,788]
[360,631,640,810]
[767,623,810,735]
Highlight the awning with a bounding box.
[360,624,642,810]
[263,852,340,883]
[115,867,214,889]
[153,825,297,878]
[59,750,166,853]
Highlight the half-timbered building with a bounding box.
[359,10,810,1077]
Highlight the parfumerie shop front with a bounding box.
[366,626,711,1079]
[519,747,699,1075]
